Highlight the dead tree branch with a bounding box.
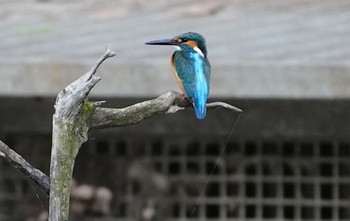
[0,93,241,201]
[90,91,242,129]
[0,47,242,221]
[0,140,50,194]
[49,48,116,221]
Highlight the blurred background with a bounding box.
[1,0,350,220]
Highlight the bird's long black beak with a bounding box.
[145,39,178,46]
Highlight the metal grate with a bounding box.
[74,136,350,221]
[1,132,350,220]
[1,99,350,221]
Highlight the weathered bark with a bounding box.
[90,91,242,129]
[49,48,115,221]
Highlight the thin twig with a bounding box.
[87,47,116,79]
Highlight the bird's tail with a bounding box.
[194,99,207,119]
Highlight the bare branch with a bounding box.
[54,48,115,119]
[87,47,116,79]
[207,101,243,113]
[0,140,50,195]
[89,91,242,129]
[0,91,241,199]
[50,48,116,221]
[0,49,118,201]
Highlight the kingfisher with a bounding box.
[145,32,211,119]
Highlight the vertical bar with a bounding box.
[256,141,262,219]
[314,141,321,221]
[333,141,339,221]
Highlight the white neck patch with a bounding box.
[193,46,205,57]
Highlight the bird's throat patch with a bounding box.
[193,46,204,57]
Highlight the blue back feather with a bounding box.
[173,45,211,119]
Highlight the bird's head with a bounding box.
[145,32,207,57]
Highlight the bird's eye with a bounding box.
[181,38,188,42]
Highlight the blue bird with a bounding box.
[146,32,211,119]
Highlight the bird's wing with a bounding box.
[204,57,211,95]
[173,50,210,119]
